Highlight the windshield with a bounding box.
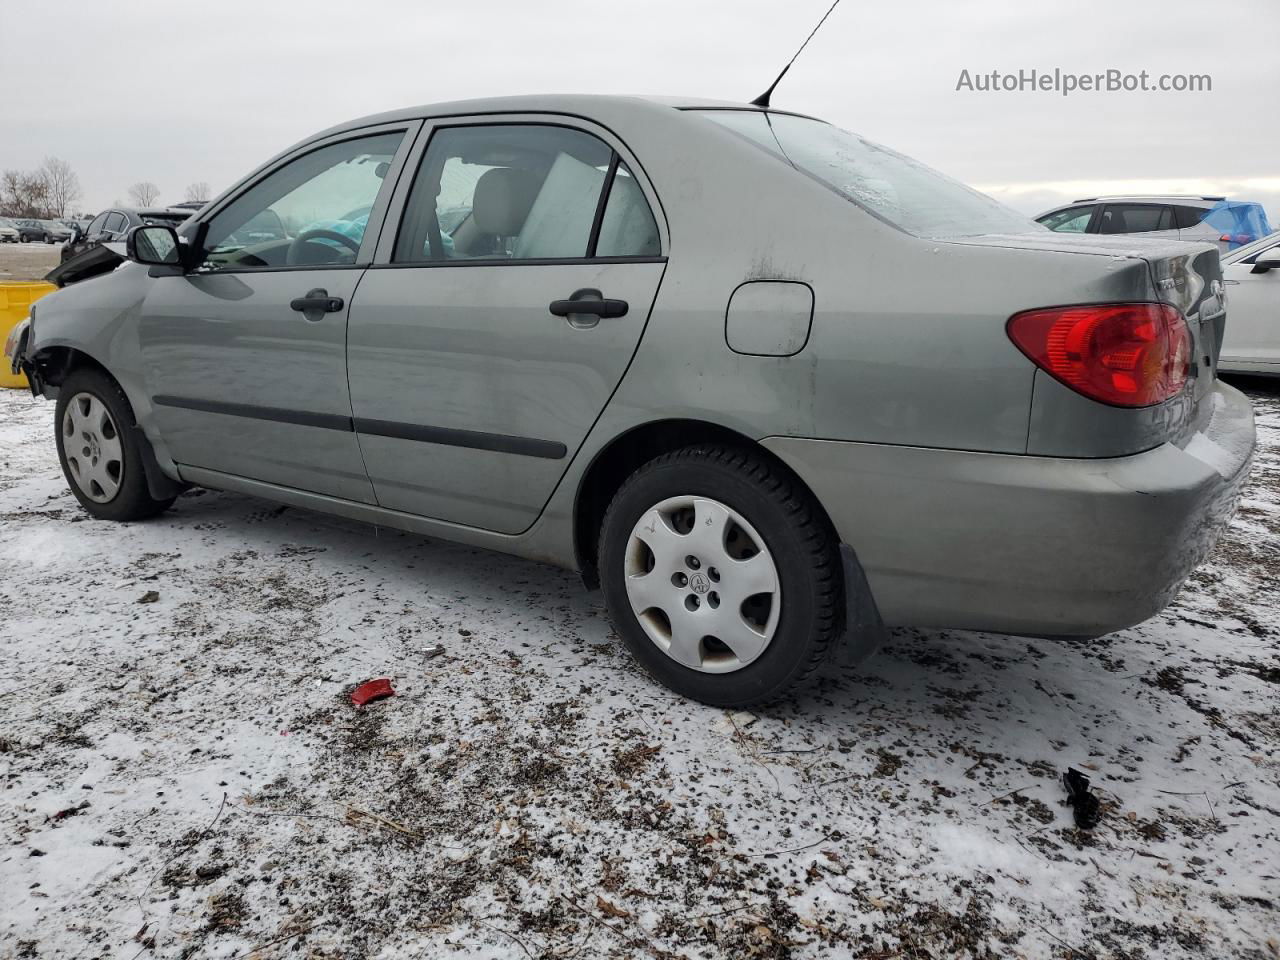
[700,110,1041,239]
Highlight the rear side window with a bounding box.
[1039,206,1095,233]
[700,110,1039,239]
[1098,204,1172,234]
[394,124,660,262]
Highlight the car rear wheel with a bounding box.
[54,368,176,521]
[599,445,841,707]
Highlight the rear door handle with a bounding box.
[549,288,628,321]
[290,288,344,316]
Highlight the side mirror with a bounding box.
[1251,247,1280,274]
[69,226,82,243]
[126,225,181,266]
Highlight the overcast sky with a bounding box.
[4,0,1277,221]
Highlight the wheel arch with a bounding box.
[46,353,188,501]
[572,418,839,588]
[29,344,111,395]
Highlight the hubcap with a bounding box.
[62,392,123,503]
[624,496,780,673]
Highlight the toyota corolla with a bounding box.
[5,95,1255,706]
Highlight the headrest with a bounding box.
[472,168,540,236]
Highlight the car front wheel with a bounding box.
[54,368,176,521]
[599,445,841,707]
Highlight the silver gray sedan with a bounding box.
[5,95,1255,706]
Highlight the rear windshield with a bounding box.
[699,110,1040,240]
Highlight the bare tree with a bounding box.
[184,181,211,203]
[128,181,160,207]
[0,170,21,216]
[1,168,52,218]
[40,157,82,217]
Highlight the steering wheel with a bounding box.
[286,228,361,265]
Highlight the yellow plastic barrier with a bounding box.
[1,282,56,388]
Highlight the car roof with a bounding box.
[310,94,817,140]
[109,206,190,217]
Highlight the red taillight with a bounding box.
[1007,302,1190,408]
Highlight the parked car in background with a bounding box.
[0,218,19,242]
[43,220,73,243]
[14,219,52,242]
[7,95,1255,706]
[60,207,193,263]
[1036,196,1273,253]
[1219,232,1280,376]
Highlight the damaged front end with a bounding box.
[4,314,32,384]
[4,313,56,397]
[3,244,130,395]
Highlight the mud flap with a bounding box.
[131,425,188,500]
[836,543,888,666]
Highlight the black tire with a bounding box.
[54,367,176,521]
[599,445,841,707]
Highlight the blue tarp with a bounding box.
[1202,200,1273,249]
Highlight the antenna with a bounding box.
[750,0,843,108]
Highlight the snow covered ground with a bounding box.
[1,381,1277,960]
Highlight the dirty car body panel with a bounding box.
[11,94,1254,653]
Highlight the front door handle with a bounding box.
[549,288,628,323]
[290,288,344,317]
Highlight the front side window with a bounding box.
[1039,206,1095,233]
[104,212,127,235]
[198,131,404,271]
[394,124,660,262]
[700,110,1040,239]
[86,213,108,236]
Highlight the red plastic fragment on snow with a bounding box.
[351,678,395,707]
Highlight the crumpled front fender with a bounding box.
[4,316,30,376]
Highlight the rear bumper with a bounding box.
[763,381,1255,638]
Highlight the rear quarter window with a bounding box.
[1172,205,1209,229]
